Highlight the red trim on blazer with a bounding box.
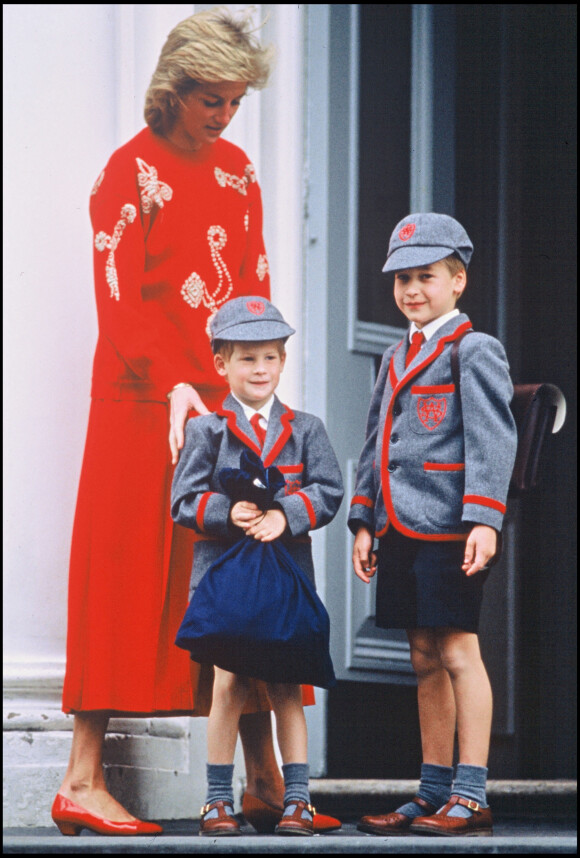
[264,405,295,467]
[424,462,465,471]
[375,521,390,538]
[350,495,375,508]
[389,343,402,388]
[295,491,317,529]
[412,384,456,394]
[380,321,474,542]
[217,405,263,457]
[277,464,304,473]
[196,492,214,532]
[463,494,507,514]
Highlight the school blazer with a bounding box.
[348,314,518,541]
[172,393,344,589]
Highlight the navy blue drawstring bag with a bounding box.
[175,451,336,689]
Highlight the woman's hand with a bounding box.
[462,525,497,576]
[353,526,377,583]
[168,384,210,464]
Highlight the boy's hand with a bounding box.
[353,526,378,583]
[463,525,497,576]
[246,509,287,542]
[230,501,263,530]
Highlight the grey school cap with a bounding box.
[209,296,295,344]
[382,212,473,272]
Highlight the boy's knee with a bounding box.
[213,669,251,702]
[266,682,301,706]
[409,636,441,676]
[438,635,479,677]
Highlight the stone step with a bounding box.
[307,779,577,820]
[3,818,577,854]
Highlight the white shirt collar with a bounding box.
[231,393,274,425]
[410,308,460,342]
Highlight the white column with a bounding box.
[3,2,306,825]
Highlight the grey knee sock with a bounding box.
[204,763,235,818]
[282,763,312,819]
[396,763,453,819]
[447,763,488,818]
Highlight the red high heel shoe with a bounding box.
[242,792,341,833]
[51,793,163,836]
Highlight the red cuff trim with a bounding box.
[278,464,304,473]
[463,494,506,514]
[296,491,317,529]
[196,492,214,531]
[351,495,375,508]
[424,462,465,471]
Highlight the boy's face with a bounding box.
[214,341,286,409]
[393,260,466,328]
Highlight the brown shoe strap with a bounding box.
[412,795,437,813]
[200,800,234,819]
[453,795,482,813]
[283,800,315,819]
[440,795,483,814]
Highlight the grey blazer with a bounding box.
[172,393,344,590]
[348,314,518,541]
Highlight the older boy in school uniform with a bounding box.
[349,213,517,837]
[172,296,343,836]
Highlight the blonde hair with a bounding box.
[442,253,466,277]
[145,6,273,136]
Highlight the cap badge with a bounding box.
[246,301,266,316]
[399,223,416,241]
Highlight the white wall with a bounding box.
[3,3,310,826]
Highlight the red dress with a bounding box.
[62,127,314,714]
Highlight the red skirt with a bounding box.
[62,398,315,715]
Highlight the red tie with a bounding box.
[405,331,425,367]
[250,413,267,449]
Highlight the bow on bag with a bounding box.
[175,450,336,689]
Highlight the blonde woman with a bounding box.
[52,6,340,837]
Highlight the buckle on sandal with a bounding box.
[466,800,480,811]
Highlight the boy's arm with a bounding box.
[462,524,497,576]
[459,335,518,531]
[170,419,233,537]
[273,417,344,537]
[352,526,378,583]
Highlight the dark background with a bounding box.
[330,4,576,779]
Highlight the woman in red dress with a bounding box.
[51,7,338,837]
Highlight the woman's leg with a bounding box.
[437,629,492,766]
[58,711,137,821]
[407,628,456,767]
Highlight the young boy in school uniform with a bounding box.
[171,296,343,837]
[349,213,518,837]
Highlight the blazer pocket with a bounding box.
[277,464,304,496]
[410,384,458,435]
[422,462,465,528]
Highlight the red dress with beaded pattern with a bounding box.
[62,127,314,714]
